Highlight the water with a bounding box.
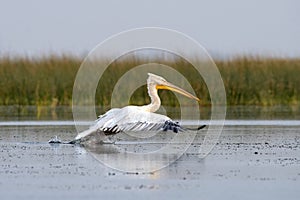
[0,106,300,199]
[1,105,300,121]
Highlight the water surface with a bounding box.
[0,106,300,199]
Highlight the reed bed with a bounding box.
[0,55,299,107]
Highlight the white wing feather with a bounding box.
[75,106,171,140]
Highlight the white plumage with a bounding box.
[74,73,200,141]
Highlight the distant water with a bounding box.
[0,105,299,121]
[0,120,300,126]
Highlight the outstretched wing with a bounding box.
[103,120,182,135]
[74,106,177,140]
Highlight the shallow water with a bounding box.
[1,105,300,199]
[0,121,300,199]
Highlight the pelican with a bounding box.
[73,73,204,143]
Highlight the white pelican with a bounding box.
[73,73,204,143]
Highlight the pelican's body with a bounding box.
[74,73,200,142]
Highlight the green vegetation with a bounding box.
[0,55,299,107]
[216,57,300,105]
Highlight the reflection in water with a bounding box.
[84,143,120,154]
[85,144,180,173]
[82,130,198,172]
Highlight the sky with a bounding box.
[0,0,299,58]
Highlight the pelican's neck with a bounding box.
[141,83,161,112]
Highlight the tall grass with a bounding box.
[0,55,299,107]
[217,57,300,105]
[0,55,80,106]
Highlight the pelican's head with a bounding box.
[147,73,200,102]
